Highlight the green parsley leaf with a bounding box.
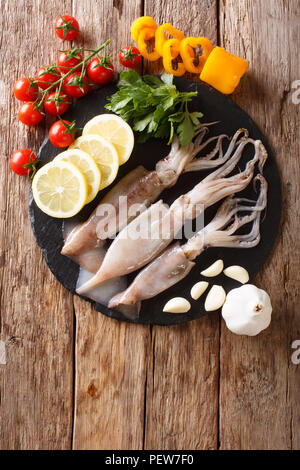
[189,111,204,126]
[177,112,195,147]
[105,70,203,146]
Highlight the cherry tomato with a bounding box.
[119,45,141,68]
[63,71,90,98]
[55,15,79,41]
[57,49,83,72]
[49,120,75,148]
[44,91,71,116]
[13,77,38,101]
[9,149,37,176]
[18,102,44,126]
[35,66,61,91]
[87,57,114,85]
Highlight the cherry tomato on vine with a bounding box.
[57,49,83,72]
[49,119,77,148]
[55,15,80,41]
[18,102,44,126]
[63,71,90,98]
[44,91,71,116]
[13,77,38,101]
[9,149,38,176]
[35,66,61,91]
[87,57,114,85]
[119,45,141,68]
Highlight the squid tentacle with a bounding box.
[185,175,268,257]
[186,128,249,173]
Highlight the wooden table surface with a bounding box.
[0,0,299,450]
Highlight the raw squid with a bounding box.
[76,268,141,320]
[108,175,268,308]
[76,136,267,295]
[61,125,243,272]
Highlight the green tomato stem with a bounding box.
[35,39,111,108]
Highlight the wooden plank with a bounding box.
[218,0,300,450]
[73,306,150,449]
[71,0,150,450]
[143,0,220,450]
[0,0,74,449]
[144,317,220,450]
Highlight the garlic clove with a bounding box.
[204,285,226,311]
[223,265,249,284]
[190,281,209,300]
[201,259,224,277]
[163,297,191,314]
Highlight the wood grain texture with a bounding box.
[143,0,220,450]
[0,0,74,450]
[71,0,149,451]
[73,305,149,450]
[218,0,300,450]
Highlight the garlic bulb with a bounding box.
[222,284,272,336]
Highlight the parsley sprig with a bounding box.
[105,70,203,146]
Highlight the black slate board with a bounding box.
[29,78,282,325]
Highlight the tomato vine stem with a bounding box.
[34,39,111,110]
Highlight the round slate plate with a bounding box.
[29,77,281,325]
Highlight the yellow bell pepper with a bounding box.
[131,16,157,42]
[162,38,186,76]
[155,23,185,56]
[200,46,248,94]
[138,27,161,62]
[179,37,213,74]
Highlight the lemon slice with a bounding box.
[83,114,134,165]
[32,160,88,218]
[54,149,101,204]
[69,134,119,190]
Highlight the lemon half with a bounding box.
[32,160,88,218]
[54,149,101,204]
[69,134,119,190]
[83,114,134,165]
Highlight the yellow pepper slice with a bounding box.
[162,38,186,76]
[179,37,213,74]
[200,46,248,94]
[138,27,161,62]
[131,16,157,42]
[155,23,185,56]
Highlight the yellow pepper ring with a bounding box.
[138,28,161,62]
[131,16,157,42]
[179,37,213,74]
[155,23,185,56]
[162,38,186,77]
